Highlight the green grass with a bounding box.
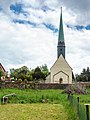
[0,88,79,120]
[69,88,90,120]
[0,89,66,104]
[75,88,90,104]
[0,104,68,120]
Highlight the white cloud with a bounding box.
[0,0,90,75]
[65,26,90,74]
[0,13,57,71]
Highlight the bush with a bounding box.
[23,79,28,84]
[18,79,22,83]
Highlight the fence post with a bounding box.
[77,97,79,103]
[77,97,79,117]
[84,104,90,120]
[67,93,70,100]
[71,94,73,104]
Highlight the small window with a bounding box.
[60,49,62,51]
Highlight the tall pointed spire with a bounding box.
[58,7,64,43]
[57,7,65,58]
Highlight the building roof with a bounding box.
[0,63,6,72]
[50,54,72,70]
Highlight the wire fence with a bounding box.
[68,94,90,120]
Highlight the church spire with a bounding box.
[58,7,64,43]
[57,7,65,58]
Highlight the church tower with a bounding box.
[45,7,72,84]
[57,7,65,58]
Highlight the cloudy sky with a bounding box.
[0,0,90,74]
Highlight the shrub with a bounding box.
[18,79,22,83]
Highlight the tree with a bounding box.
[32,67,45,82]
[40,64,49,77]
[0,69,4,80]
[76,67,90,82]
[10,66,32,81]
[72,72,75,80]
[10,64,49,82]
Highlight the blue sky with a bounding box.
[0,0,90,74]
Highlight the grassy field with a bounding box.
[75,88,90,104]
[0,89,66,104]
[0,104,68,120]
[0,89,80,120]
[0,88,89,120]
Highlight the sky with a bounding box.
[0,0,90,74]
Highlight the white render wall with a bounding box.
[50,55,72,84]
[53,72,69,83]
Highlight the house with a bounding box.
[0,63,6,80]
[0,63,6,74]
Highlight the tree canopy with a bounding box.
[10,64,49,82]
[10,66,32,81]
[76,67,90,82]
[32,67,45,81]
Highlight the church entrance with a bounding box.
[59,78,63,83]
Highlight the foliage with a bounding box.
[76,67,90,82]
[0,69,4,80]
[32,67,46,82]
[10,66,32,81]
[40,64,49,77]
[10,64,49,82]
[72,72,75,81]
[18,79,22,83]
[23,79,28,84]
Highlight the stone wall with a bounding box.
[0,81,70,89]
[0,81,90,89]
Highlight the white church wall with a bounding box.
[45,74,51,83]
[53,72,69,83]
[50,55,72,84]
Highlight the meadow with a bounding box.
[0,104,68,120]
[1,88,90,120]
[75,88,90,104]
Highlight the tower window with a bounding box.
[60,49,62,51]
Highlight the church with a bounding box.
[46,8,72,84]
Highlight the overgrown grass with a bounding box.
[0,104,68,120]
[0,88,79,120]
[0,89,66,104]
[75,88,90,104]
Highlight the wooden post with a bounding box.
[71,94,73,105]
[77,97,79,103]
[84,104,90,120]
[77,97,79,117]
[68,93,70,100]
